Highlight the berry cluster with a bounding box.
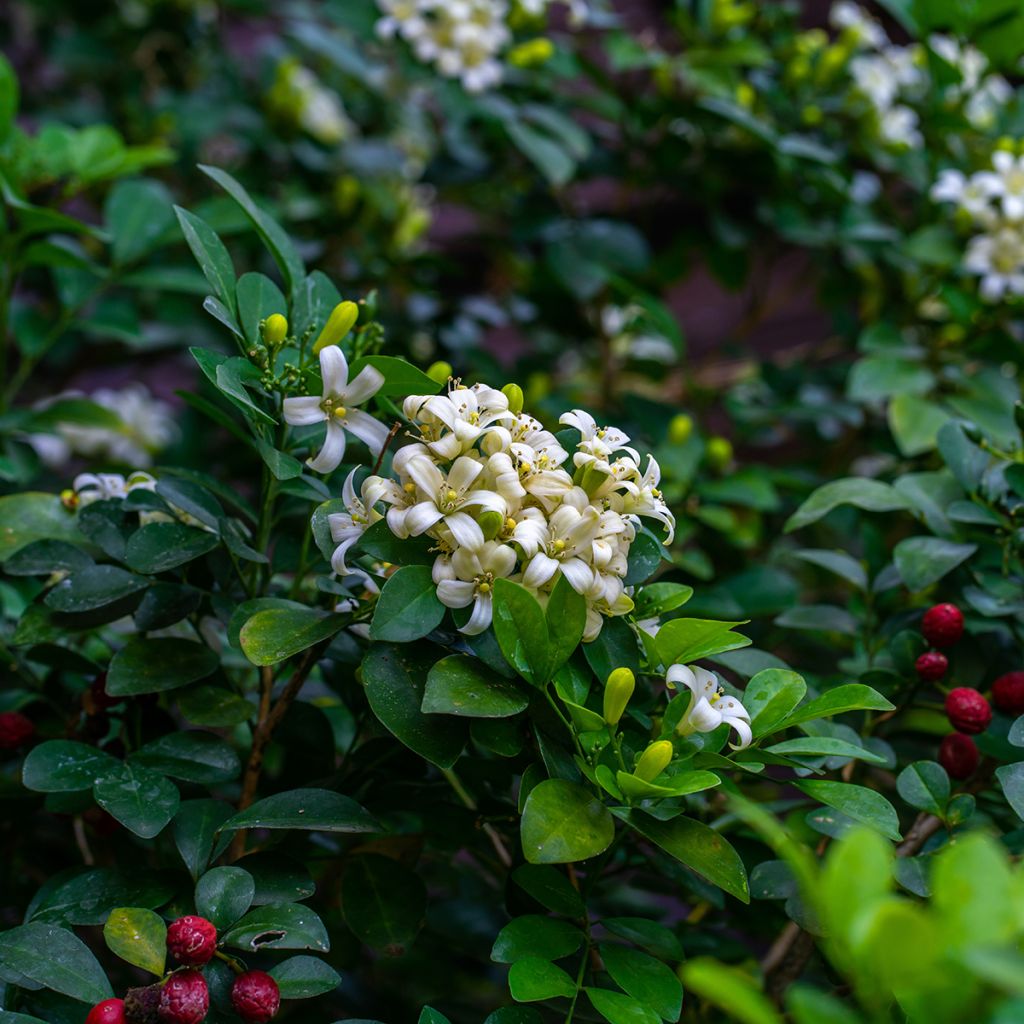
[84,916,280,1024]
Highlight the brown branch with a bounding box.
[372,421,402,475]
[228,641,331,861]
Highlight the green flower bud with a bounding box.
[262,313,288,346]
[706,436,733,470]
[312,301,359,354]
[502,383,525,415]
[603,667,636,726]
[634,740,673,782]
[477,511,504,541]
[427,361,454,385]
[667,413,693,445]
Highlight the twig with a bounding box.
[372,421,402,475]
[229,641,331,861]
[72,815,94,866]
[442,767,513,869]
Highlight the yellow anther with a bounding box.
[333,406,347,418]
[553,539,566,553]
[477,582,491,594]
[445,488,459,502]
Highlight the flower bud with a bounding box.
[312,301,359,354]
[427,361,453,385]
[667,413,693,444]
[508,37,555,68]
[603,667,635,726]
[502,383,524,415]
[477,511,504,541]
[262,313,288,346]
[706,436,733,470]
[634,740,673,782]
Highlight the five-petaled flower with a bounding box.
[669,663,752,750]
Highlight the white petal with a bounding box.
[343,364,385,405]
[330,536,359,576]
[404,501,445,536]
[344,408,390,456]
[445,511,485,550]
[560,557,595,594]
[282,395,325,427]
[437,579,476,608]
[319,344,350,394]
[306,420,347,474]
[461,595,493,635]
[728,716,753,751]
[686,697,723,733]
[449,455,483,493]
[522,553,559,590]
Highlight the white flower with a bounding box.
[974,150,1024,222]
[435,539,517,634]
[327,469,398,575]
[668,664,752,750]
[964,75,1011,129]
[830,1,887,49]
[964,225,1024,302]
[283,346,389,474]
[849,54,900,110]
[518,504,606,594]
[930,169,995,225]
[616,454,675,544]
[878,105,921,148]
[74,471,156,505]
[385,452,506,537]
[559,409,639,472]
[405,383,511,459]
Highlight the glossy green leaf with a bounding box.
[369,565,446,643]
[341,854,427,951]
[785,479,909,533]
[124,522,218,573]
[492,579,552,686]
[219,788,377,834]
[796,781,901,840]
[783,685,894,727]
[520,779,614,864]
[0,923,112,1004]
[221,903,329,952]
[508,958,576,1002]
[196,866,255,930]
[132,731,240,785]
[422,655,528,718]
[896,761,950,816]
[585,988,660,1024]
[491,916,583,964]
[269,955,342,999]
[656,618,750,667]
[239,606,346,665]
[94,761,180,839]
[103,907,166,976]
[174,205,236,309]
[107,638,218,696]
[22,740,118,793]
[44,565,149,612]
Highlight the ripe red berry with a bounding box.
[945,687,992,735]
[915,651,948,682]
[231,971,281,1024]
[921,603,964,648]
[166,916,217,966]
[939,733,979,780]
[0,711,35,750]
[992,672,1024,716]
[158,970,209,1024]
[86,999,126,1024]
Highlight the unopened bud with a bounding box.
[427,361,453,385]
[634,740,673,782]
[706,436,733,470]
[502,383,525,415]
[603,667,636,726]
[262,313,288,346]
[477,511,504,541]
[312,301,359,354]
[667,413,693,445]
[508,37,555,68]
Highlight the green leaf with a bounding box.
[0,923,112,1004]
[221,903,329,952]
[520,779,615,864]
[491,916,583,964]
[422,655,528,718]
[239,606,346,665]
[0,493,83,561]
[785,479,909,533]
[178,685,256,727]
[22,740,118,793]
[680,958,783,1024]
[105,179,174,265]
[29,869,175,926]
[545,574,587,671]
[745,669,807,737]
[511,865,586,918]
[174,206,236,310]
[174,799,234,879]
[598,945,681,1021]
[847,357,933,403]
[585,988,660,1024]
[633,583,693,619]
[348,355,443,397]
[269,956,342,999]
[195,867,255,930]
[888,395,949,457]
[355,518,435,566]
[766,738,886,765]
[0,54,18,143]
[656,618,750,667]
[103,907,167,976]
[44,565,149,612]
[893,537,976,592]
[4,539,92,576]
[492,579,552,686]
[132,731,240,785]
[995,762,1024,821]
[603,920,682,961]
[617,810,749,902]
[94,761,180,839]
[369,565,446,643]
[199,165,304,294]
[124,522,219,573]
[107,638,219,696]
[340,854,427,951]
[363,643,466,769]
[896,761,950,816]
[783,684,895,727]
[793,549,867,590]
[508,958,577,1002]
[795,781,901,840]
[219,788,377,834]
[584,616,640,682]
[786,986,866,1024]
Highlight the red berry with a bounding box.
[86,999,126,1024]
[166,916,217,966]
[915,651,948,682]
[158,970,209,1024]
[939,733,979,780]
[922,604,964,648]
[945,687,992,735]
[0,711,35,750]
[231,971,281,1024]
[993,672,1024,716]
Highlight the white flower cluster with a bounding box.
[932,150,1024,302]
[72,470,156,506]
[831,2,1009,148]
[27,385,177,469]
[326,382,675,641]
